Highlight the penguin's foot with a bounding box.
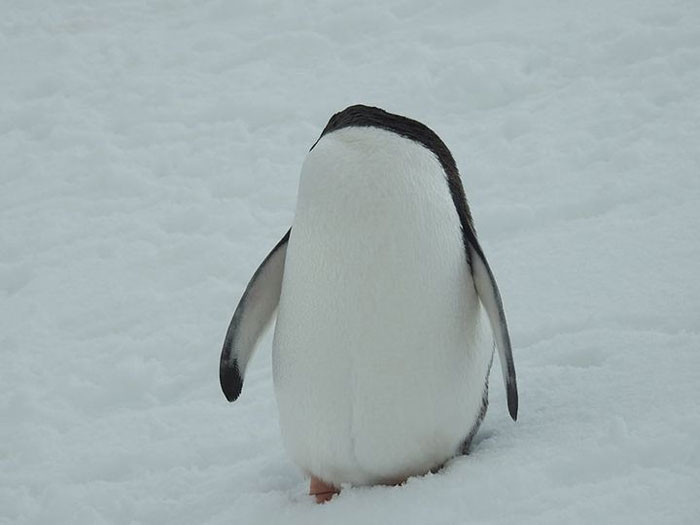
[309,476,339,504]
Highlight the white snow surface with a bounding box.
[2,1,699,523]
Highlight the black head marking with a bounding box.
[313,104,477,255]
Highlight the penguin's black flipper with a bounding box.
[468,240,518,421]
[219,229,290,402]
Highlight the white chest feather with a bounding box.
[272,127,493,486]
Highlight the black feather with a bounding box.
[220,358,243,402]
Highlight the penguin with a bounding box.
[219,105,517,502]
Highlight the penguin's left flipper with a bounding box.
[219,229,290,402]
[468,241,519,421]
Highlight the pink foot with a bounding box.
[309,476,339,504]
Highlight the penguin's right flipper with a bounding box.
[468,241,518,421]
[219,229,290,402]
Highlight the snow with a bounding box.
[2,0,699,523]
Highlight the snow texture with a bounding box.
[2,1,699,523]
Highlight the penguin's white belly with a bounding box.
[272,127,494,486]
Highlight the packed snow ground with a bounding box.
[2,0,700,523]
